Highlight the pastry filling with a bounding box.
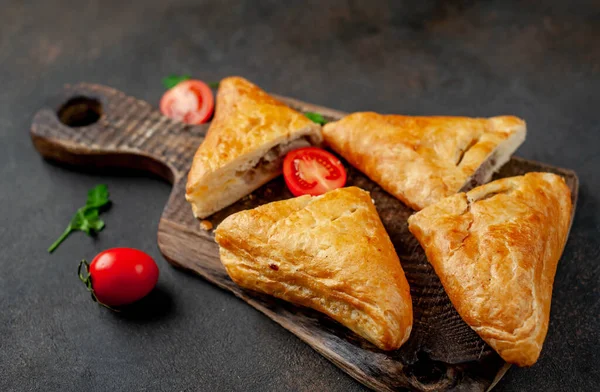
[460,152,499,192]
[242,137,312,183]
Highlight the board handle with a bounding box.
[30,83,208,183]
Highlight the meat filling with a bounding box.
[459,153,499,192]
[242,137,312,183]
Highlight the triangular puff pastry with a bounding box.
[186,77,322,218]
[408,173,572,366]
[323,113,526,210]
[215,187,413,350]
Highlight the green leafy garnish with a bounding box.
[162,74,191,89]
[85,183,109,208]
[304,112,328,125]
[162,75,220,90]
[48,184,111,253]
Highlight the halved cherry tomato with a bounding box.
[160,80,214,124]
[283,147,347,197]
[79,248,159,307]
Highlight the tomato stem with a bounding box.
[77,260,120,312]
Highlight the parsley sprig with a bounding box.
[162,74,191,89]
[48,184,111,253]
[304,112,328,125]
[162,75,220,90]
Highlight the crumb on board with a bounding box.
[200,220,213,231]
[248,194,255,200]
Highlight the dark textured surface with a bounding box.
[0,1,599,391]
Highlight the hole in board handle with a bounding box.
[58,96,103,127]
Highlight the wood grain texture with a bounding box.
[30,83,578,392]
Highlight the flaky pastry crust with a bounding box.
[186,76,322,218]
[323,112,526,210]
[408,172,572,366]
[215,187,413,350]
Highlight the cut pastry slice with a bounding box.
[408,172,572,366]
[215,187,413,350]
[186,76,323,218]
[323,112,526,210]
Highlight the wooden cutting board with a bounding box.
[30,83,579,392]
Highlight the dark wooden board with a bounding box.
[30,83,579,392]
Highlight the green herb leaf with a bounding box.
[207,81,220,89]
[72,208,105,236]
[162,74,191,89]
[304,112,328,125]
[48,185,111,253]
[86,184,110,209]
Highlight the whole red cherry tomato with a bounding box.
[78,248,159,307]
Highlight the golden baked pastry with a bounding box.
[323,112,526,210]
[408,172,572,366]
[186,76,322,218]
[215,187,413,350]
